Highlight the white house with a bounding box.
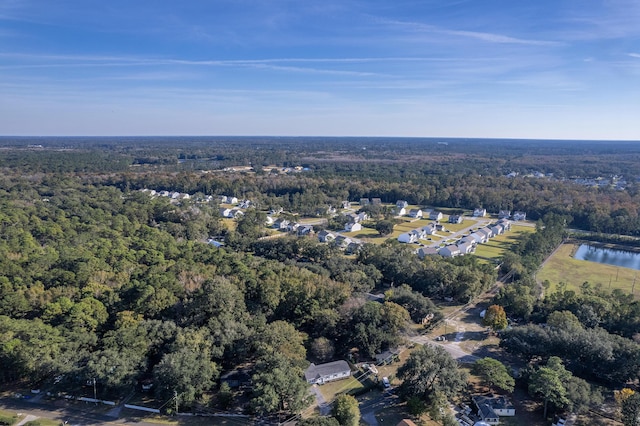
[473,396,515,425]
[264,216,275,226]
[513,211,527,221]
[297,225,314,236]
[304,361,351,385]
[345,222,362,232]
[499,210,511,219]
[395,207,407,216]
[398,232,418,244]
[228,196,239,204]
[318,230,336,242]
[220,208,233,218]
[448,214,463,224]
[341,201,351,209]
[470,232,487,244]
[408,209,423,218]
[439,245,461,257]
[473,208,487,217]
[396,200,409,209]
[429,211,444,221]
[458,242,475,254]
[273,218,290,230]
[422,223,437,235]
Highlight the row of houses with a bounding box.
[269,218,314,236]
[419,219,512,259]
[499,210,527,221]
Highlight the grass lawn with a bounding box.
[221,218,237,231]
[343,227,380,239]
[473,225,535,261]
[317,376,364,401]
[443,218,479,232]
[537,243,639,297]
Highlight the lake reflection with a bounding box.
[574,244,640,271]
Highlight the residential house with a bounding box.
[341,201,351,209]
[345,242,362,255]
[333,236,352,249]
[269,207,283,215]
[439,245,461,257]
[435,224,447,232]
[227,196,239,204]
[422,223,437,235]
[264,216,275,226]
[273,218,290,230]
[360,198,370,206]
[219,208,233,218]
[490,225,503,236]
[230,209,244,218]
[470,232,487,244]
[345,222,362,232]
[238,199,252,209]
[394,207,407,216]
[473,395,515,425]
[513,211,527,221]
[449,214,463,224]
[297,225,314,236]
[206,239,224,248]
[304,360,351,385]
[318,230,336,243]
[429,211,444,221]
[159,190,170,197]
[408,209,423,218]
[458,242,475,254]
[357,212,369,222]
[345,212,361,223]
[398,232,418,244]
[417,247,439,259]
[497,218,512,230]
[405,229,426,242]
[371,198,382,205]
[396,200,409,209]
[473,208,487,217]
[478,227,493,239]
[460,235,477,245]
[499,210,511,219]
[287,222,300,233]
[171,191,181,199]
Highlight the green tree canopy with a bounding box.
[472,357,514,393]
[332,394,360,426]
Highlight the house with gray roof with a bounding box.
[304,360,351,385]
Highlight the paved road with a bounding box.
[0,398,167,426]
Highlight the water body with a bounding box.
[574,244,640,271]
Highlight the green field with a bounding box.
[443,217,479,232]
[537,243,639,297]
[473,225,535,260]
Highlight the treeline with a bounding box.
[0,175,445,416]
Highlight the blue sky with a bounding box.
[1,0,640,139]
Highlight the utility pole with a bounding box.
[174,390,178,414]
[92,378,97,403]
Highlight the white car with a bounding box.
[382,377,390,388]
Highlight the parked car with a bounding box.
[382,377,390,388]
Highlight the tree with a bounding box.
[251,353,312,416]
[375,220,395,236]
[332,394,360,426]
[483,305,508,331]
[153,347,219,408]
[620,391,640,426]
[472,358,514,393]
[397,345,467,401]
[528,366,568,419]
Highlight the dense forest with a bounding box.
[1,137,640,424]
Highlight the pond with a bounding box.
[574,244,640,271]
